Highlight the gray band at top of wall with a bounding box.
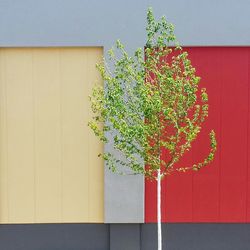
[1,0,250,48]
[1,0,250,223]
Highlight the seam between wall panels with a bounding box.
[31,49,37,222]
[218,48,222,222]
[59,49,63,223]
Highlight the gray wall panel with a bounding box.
[105,170,144,223]
[1,0,250,223]
[0,223,250,249]
[110,224,141,250]
[0,224,109,250]
[142,223,250,250]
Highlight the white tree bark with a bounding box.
[157,168,162,250]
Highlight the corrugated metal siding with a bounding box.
[0,47,104,223]
[145,47,250,222]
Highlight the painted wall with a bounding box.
[0,47,104,223]
[0,0,250,224]
[1,0,250,47]
[0,0,250,248]
[0,223,249,250]
[146,47,250,222]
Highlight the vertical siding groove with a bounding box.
[218,49,222,222]
[59,49,63,223]
[31,49,37,222]
[191,49,196,223]
[86,50,90,221]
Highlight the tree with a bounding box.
[88,7,217,250]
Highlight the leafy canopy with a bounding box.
[88,8,217,179]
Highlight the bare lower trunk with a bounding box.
[157,169,162,250]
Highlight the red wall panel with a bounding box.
[145,47,250,223]
[219,48,248,222]
[247,50,250,221]
[191,48,221,222]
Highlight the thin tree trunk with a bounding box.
[157,168,162,250]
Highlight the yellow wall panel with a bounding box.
[33,49,62,222]
[4,49,35,223]
[0,50,9,223]
[60,49,90,222]
[86,49,104,222]
[0,47,104,223]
